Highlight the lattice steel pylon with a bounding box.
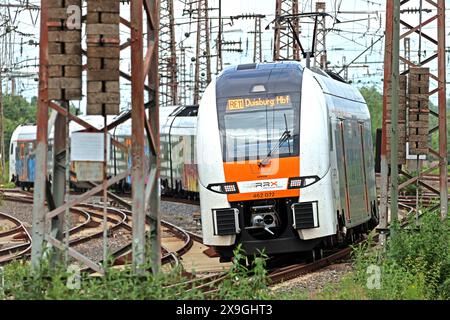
[253,15,263,63]
[32,0,161,274]
[159,0,179,106]
[379,0,448,227]
[178,44,188,106]
[216,0,223,73]
[0,2,39,178]
[313,2,327,70]
[273,0,300,61]
[193,0,212,105]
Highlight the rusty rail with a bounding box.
[0,212,32,265]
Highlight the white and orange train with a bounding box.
[9,61,379,260]
[197,61,379,260]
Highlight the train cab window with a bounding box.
[216,64,303,163]
[10,144,13,155]
[222,105,298,162]
[329,121,334,151]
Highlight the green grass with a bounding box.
[278,210,450,300]
[0,245,269,300]
[2,212,449,300]
[0,182,16,189]
[0,161,10,184]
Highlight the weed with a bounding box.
[271,209,449,300]
[213,245,269,299]
[1,245,271,300]
[314,210,450,300]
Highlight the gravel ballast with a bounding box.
[0,197,201,262]
[271,263,353,298]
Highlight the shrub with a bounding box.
[387,213,450,299]
[214,245,269,299]
[315,210,449,300]
[0,245,270,300]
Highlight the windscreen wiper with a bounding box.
[258,113,292,167]
[258,129,291,167]
[284,113,291,155]
[259,114,292,167]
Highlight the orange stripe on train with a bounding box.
[223,156,300,202]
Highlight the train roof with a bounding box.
[220,61,303,75]
[11,107,198,143]
[220,61,365,105]
[10,125,37,142]
[217,62,304,98]
[311,71,366,104]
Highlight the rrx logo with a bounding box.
[255,181,278,188]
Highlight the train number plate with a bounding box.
[252,192,275,199]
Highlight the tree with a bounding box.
[359,86,383,142]
[2,94,37,161]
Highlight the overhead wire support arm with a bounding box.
[266,12,340,27]
[267,6,340,62]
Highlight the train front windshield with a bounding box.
[216,65,302,163]
[221,95,299,162]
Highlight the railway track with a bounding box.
[416,174,450,183]
[168,243,359,297]
[1,189,34,203]
[108,211,195,268]
[69,204,131,246]
[0,189,201,270]
[182,197,427,295]
[161,196,200,206]
[0,187,442,294]
[0,212,32,265]
[397,196,442,208]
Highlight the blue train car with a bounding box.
[9,108,199,197]
[9,125,41,190]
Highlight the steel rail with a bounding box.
[0,212,32,264]
[108,209,194,268]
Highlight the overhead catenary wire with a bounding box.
[2,0,448,105]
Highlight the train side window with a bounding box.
[329,120,333,151]
[10,144,13,155]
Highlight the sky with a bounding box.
[0,0,449,113]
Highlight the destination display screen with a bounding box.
[227,95,292,111]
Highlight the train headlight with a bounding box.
[223,184,237,193]
[288,178,303,188]
[288,176,320,189]
[207,182,239,194]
